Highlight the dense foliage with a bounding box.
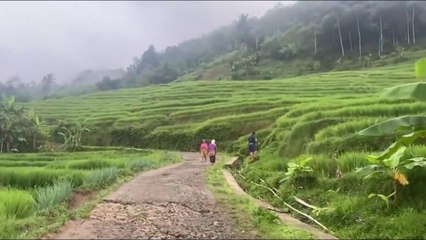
[0,95,48,153]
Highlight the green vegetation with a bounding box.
[20,60,423,155]
[35,180,73,212]
[206,157,313,239]
[0,150,180,238]
[3,52,422,238]
[415,58,426,78]
[116,1,426,88]
[232,60,426,238]
[2,2,426,237]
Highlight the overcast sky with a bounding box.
[0,1,295,84]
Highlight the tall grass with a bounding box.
[82,167,120,189]
[0,188,35,219]
[127,160,152,171]
[66,159,115,169]
[34,180,73,212]
[0,168,86,188]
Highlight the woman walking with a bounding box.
[200,139,208,162]
[208,139,217,164]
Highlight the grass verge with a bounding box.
[205,156,313,239]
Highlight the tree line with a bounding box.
[5,1,426,94]
[95,1,426,90]
[0,74,57,102]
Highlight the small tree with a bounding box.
[57,124,91,151]
[26,109,48,150]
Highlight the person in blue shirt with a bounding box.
[248,132,259,161]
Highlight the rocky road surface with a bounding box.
[47,153,242,239]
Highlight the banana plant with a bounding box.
[0,95,26,152]
[356,57,426,203]
[57,124,91,151]
[279,157,314,184]
[356,130,426,196]
[26,109,47,150]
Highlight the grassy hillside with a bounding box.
[26,56,424,153]
[21,54,426,238]
[6,44,425,238]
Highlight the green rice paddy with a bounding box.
[0,150,180,238]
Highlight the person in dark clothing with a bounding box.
[208,139,217,164]
[248,132,259,161]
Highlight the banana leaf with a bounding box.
[415,57,426,78]
[382,82,426,102]
[357,115,426,136]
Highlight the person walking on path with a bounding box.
[208,139,217,164]
[248,132,259,161]
[200,139,208,162]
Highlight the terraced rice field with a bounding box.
[0,150,180,238]
[25,60,424,154]
[21,58,426,239]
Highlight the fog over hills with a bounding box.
[0,1,287,84]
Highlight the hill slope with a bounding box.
[21,49,426,239]
[26,57,425,154]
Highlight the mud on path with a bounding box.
[46,153,242,239]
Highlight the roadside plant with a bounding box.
[279,157,314,185]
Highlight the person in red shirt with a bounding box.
[200,139,208,162]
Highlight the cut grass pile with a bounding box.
[0,149,181,238]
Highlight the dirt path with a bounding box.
[47,153,241,239]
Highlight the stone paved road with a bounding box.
[47,153,242,239]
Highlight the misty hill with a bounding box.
[95,1,426,91]
[0,68,125,102]
[5,1,426,99]
[72,69,125,84]
[72,69,125,85]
